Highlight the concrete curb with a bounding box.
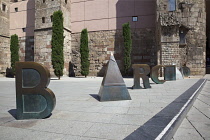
[124,79,207,140]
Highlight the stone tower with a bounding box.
[0,0,10,75]
[34,0,71,76]
[156,0,206,75]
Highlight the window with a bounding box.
[65,0,67,4]
[132,16,138,22]
[2,4,6,12]
[50,15,53,22]
[15,7,18,12]
[43,0,45,3]
[42,17,45,23]
[179,26,188,46]
[168,0,176,11]
[14,0,18,2]
[22,28,26,32]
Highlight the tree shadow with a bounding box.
[25,0,35,61]
[69,61,76,77]
[6,67,14,78]
[97,64,107,77]
[115,0,157,77]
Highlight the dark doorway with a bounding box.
[206,0,210,73]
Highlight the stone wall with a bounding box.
[71,28,156,77]
[34,29,53,74]
[0,0,10,75]
[34,0,71,77]
[157,0,206,75]
[19,36,34,62]
[0,37,10,74]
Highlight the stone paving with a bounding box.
[0,76,208,140]
[173,76,210,140]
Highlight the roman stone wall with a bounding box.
[0,37,10,75]
[63,29,71,76]
[19,36,34,62]
[157,0,206,75]
[34,0,71,77]
[35,0,60,30]
[0,0,10,75]
[34,29,53,74]
[71,28,156,77]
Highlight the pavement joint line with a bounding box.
[197,98,210,107]
[193,105,210,120]
[186,117,206,140]
[200,93,210,99]
[154,79,207,140]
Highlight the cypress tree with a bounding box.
[51,10,64,79]
[80,29,89,77]
[122,22,132,76]
[10,34,19,74]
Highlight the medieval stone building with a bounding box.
[0,0,10,75]
[0,0,209,76]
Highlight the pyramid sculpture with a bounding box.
[98,54,131,101]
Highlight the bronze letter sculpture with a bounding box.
[164,65,176,81]
[132,64,151,89]
[151,65,165,84]
[16,62,56,120]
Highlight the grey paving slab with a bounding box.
[0,76,205,140]
[173,127,203,140]
[173,80,210,140]
[83,123,139,140]
[0,126,65,140]
[125,79,206,140]
[61,135,107,140]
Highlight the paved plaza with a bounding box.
[0,76,209,140]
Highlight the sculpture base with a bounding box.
[99,85,131,102]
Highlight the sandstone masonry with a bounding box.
[156,0,206,75]
[34,0,71,76]
[0,0,10,75]
[71,28,156,76]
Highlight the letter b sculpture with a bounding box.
[15,62,56,120]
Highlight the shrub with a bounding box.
[80,29,89,77]
[10,34,19,74]
[122,22,132,75]
[51,10,64,79]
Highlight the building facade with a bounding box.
[0,0,209,76]
[0,0,10,75]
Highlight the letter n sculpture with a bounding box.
[98,54,131,101]
[15,62,56,120]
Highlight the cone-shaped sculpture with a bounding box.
[98,54,131,101]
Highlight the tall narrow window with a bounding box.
[168,0,176,11]
[43,0,45,3]
[50,15,53,22]
[15,7,18,12]
[2,4,6,12]
[42,17,45,23]
[179,26,188,46]
[65,0,67,4]
[22,28,26,32]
